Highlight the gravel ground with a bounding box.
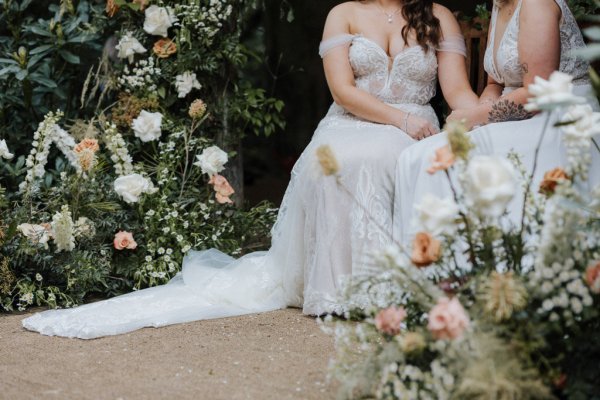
[0,308,337,400]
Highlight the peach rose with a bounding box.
[427,145,455,174]
[539,167,569,194]
[374,306,407,336]
[411,232,441,267]
[113,231,137,250]
[74,138,100,154]
[585,261,600,294]
[106,0,119,17]
[209,174,235,204]
[153,38,177,58]
[427,297,469,340]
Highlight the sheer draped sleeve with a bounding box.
[437,34,467,57]
[319,34,356,58]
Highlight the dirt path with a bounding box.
[0,309,337,400]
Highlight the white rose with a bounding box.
[115,32,146,63]
[414,194,459,235]
[114,174,157,204]
[464,155,517,218]
[525,71,586,112]
[0,139,14,160]
[561,104,600,142]
[194,145,228,176]
[17,223,51,249]
[143,5,177,37]
[175,71,202,98]
[132,110,162,142]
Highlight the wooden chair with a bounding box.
[457,15,490,95]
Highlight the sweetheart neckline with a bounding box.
[352,35,425,62]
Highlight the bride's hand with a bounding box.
[398,112,439,141]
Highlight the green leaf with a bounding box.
[15,69,27,81]
[30,75,57,88]
[29,44,53,55]
[59,50,80,64]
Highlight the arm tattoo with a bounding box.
[488,99,534,123]
[520,62,529,74]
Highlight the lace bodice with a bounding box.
[484,0,590,90]
[320,34,466,106]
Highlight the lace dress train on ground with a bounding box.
[23,33,466,339]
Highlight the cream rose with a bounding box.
[194,145,228,176]
[414,194,459,236]
[115,32,147,63]
[143,5,177,37]
[175,71,202,98]
[114,174,156,204]
[0,139,14,160]
[132,110,163,142]
[464,155,517,218]
[525,71,586,112]
[17,223,52,249]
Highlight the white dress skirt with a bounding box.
[393,85,600,244]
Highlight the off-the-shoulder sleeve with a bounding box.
[437,34,467,57]
[319,34,356,58]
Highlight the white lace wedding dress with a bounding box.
[393,0,600,244]
[22,34,465,339]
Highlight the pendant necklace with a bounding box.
[376,4,402,24]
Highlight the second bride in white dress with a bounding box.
[22,0,475,339]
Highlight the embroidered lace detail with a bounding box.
[484,0,590,88]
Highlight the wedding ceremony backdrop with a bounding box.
[1,0,600,399]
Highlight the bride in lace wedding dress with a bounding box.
[393,0,600,244]
[23,0,476,339]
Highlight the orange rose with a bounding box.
[113,231,137,250]
[106,0,119,17]
[209,174,235,204]
[74,138,100,154]
[539,167,569,194]
[427,145,455,175]
[153,38,177,59]
[374,306,407,336]
[411,232,441,267]
[585,261,600,294]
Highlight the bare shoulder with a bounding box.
[520,0,561,17]
[323,1,356,38]
[326,1,358,20]
[433,3,461,36]
[432,3,455,21]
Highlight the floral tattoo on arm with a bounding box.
[488,99,534,123]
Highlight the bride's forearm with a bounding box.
[333,86,405,127]
[478,83,503,105]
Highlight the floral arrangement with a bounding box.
[0,0,282,312]
[321,72,600,399]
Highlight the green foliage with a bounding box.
[0,0,110,155]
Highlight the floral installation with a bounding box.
[0,0,283,312]
[320,73,600,399]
